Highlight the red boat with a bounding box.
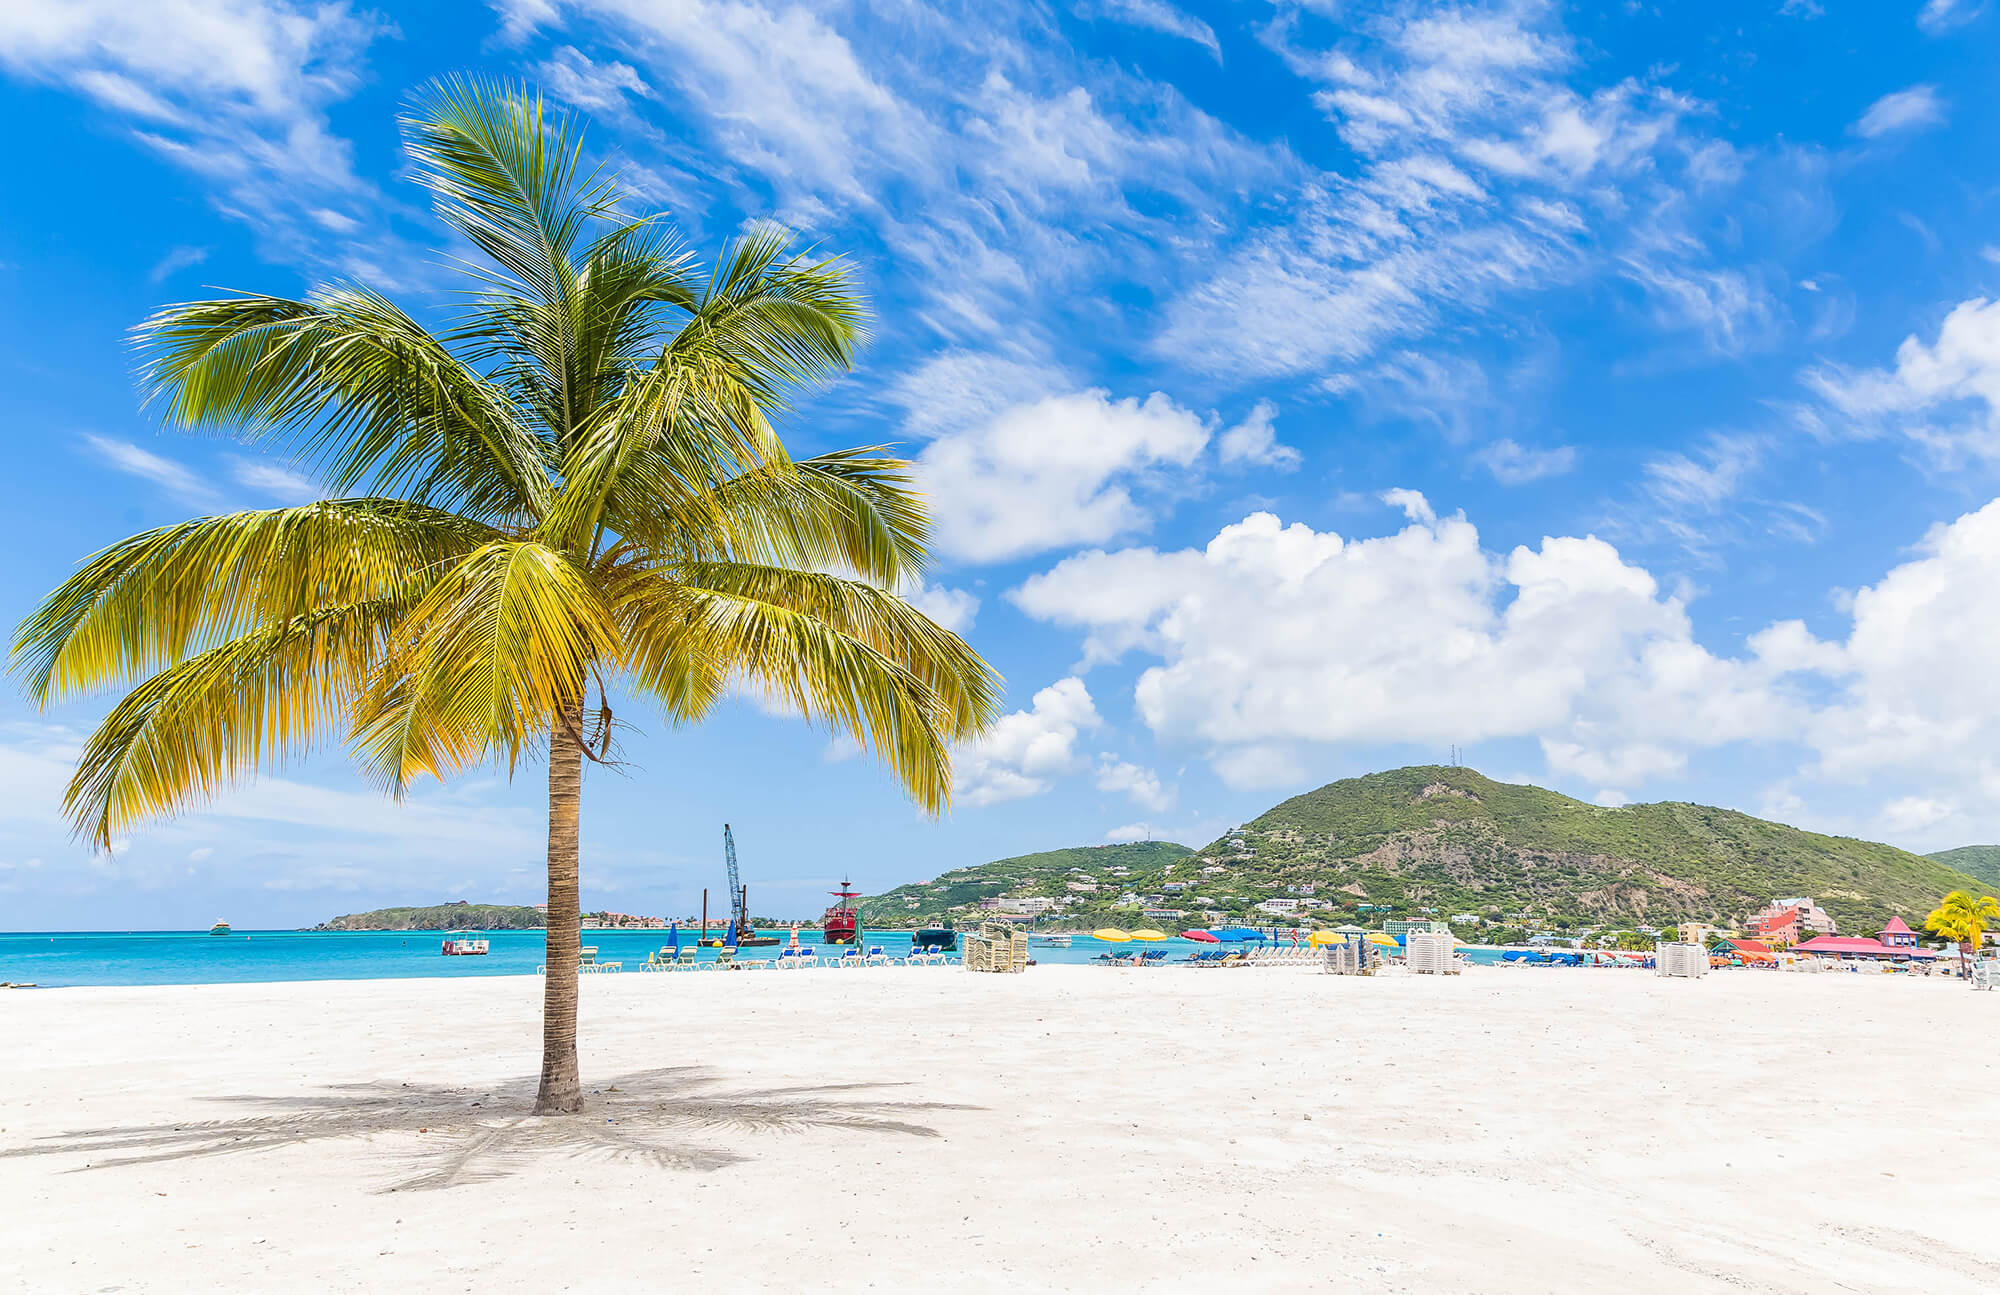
[821,879,861,945]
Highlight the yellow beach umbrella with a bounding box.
[1091,928,1133,942]
[1366,932,1400,947]
[1307,929,1342,946]
[1129,928,1169,941]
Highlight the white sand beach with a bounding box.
[4,966,1996,1293]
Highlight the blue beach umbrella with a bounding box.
[667,922,679,952]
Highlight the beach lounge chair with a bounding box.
[865,945,894,967]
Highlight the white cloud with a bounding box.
[1104,821,1157,843]
[1643,432,1763,512]
[1473,438,1575,484]
[1853,85,1946,139]
[1804,296,2000,460]
[1917,0,1984,36]
[501,1,1279,346]
[1216,401,1301,469]
[1007,490,2000,849]
[82,434,216,506]
[536,44,651,118]
[1160,4,1776,377]
[1096,757,1173,811]
[1083,0,1220,58]
[1009,506,1789,806]
[916,389,1211,563]
[953,676,1100,806]
[1592,789,1630,808]
[148,244,208,283]
[230,459,319,503]
[1209,744,1306,791]
[903,581,979,635]
[0,1,401,274]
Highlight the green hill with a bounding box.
[861,768,1983,936]
[311,902,546,931]
[1926,845,2000,889]
[857,841,1194,926]
[1193,766,1981,935]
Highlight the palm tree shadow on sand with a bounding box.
[1,1067,978,1192]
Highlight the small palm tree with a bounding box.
[1925,891,2000,976]
[11,78,1001,1114]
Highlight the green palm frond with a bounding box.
[351,541,618,792]
[134,289,549,518]
[15,501,484,705]
[65,603,396,847]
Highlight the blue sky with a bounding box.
[6,0,2000,929]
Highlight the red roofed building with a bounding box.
[1752,906,1803,946]
[1748,898,1839,947]
[1879,916,1918,949]
[1791,934,1938,961]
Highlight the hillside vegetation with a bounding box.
[856,841,1193,925]
[859,767,1984,936]
[312,902,545,931]
[1927,845,2000,888]
[1201,766,1980,934]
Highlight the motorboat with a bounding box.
[440,930,490,956]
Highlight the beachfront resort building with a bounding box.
[1257,898,1303,915]
[1749,898,1838,946]
[1791,919,1939,963]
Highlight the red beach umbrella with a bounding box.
[1181,929,1220,943]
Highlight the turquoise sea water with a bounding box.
[1,929,1512,987]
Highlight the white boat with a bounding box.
[1033,933,1072,947]
[441,930,489,956]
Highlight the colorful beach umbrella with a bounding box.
[1181,929,1220,943]
[1091,928,1133,942]
[1129,929,1169,941]
[1307,930,1342,946]
[1366,933,1399,947]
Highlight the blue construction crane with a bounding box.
[722,824,777,946]
[724,822,743,932]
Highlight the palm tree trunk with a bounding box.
[535,708,585,1114]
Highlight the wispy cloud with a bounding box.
[147,244,208,283]
[1917,0,1985,36]
[1853,85,1946,140]
[1156,3,1766,380]
[1473,438,1575,484]
[0,1,409,277]
[1082,0,1221,59]
[230,458,320,502]
[82,434,215,506]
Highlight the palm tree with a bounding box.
[11,79,1001,1114]
[1924,890,2000,976]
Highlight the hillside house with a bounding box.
[1257,898,1302,915]
[1066,882,1098,893]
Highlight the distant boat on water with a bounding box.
[913,918,957,951]
[208,920,231,935]
[440,930,489,956]
[822,879,862,945]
